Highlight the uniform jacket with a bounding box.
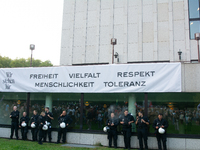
[45,112,53,123]
[120,113,135,129]
[38,115,46,129]
[10,110,19,123]
[30,114,39,126]
[136,116,149,130]
[20,116,30,127]
[152,118,168,133]
[106,117,119,130]
[58,115,72,127]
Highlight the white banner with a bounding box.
[0,63,181,93]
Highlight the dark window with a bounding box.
[189,0,200,39]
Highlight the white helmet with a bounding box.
[31,123,36,128]
[158,128,165,134]
[42,124,48,130]
[103,126,110,132]
[21,122,27,127]
[60,122,66,128]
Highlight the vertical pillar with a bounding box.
[26,93,30,117]
[128,94,136,132]
[144,93,148,117]
[80,93,84,130]
[45,94,52,112]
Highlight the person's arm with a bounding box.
[141,117,149,125]
[128,115,134,124]
[48,113,54,120]
[9,112,12,118]
[152,119,158,129]
[16,111,19,119]
[114,118,119,126]
[135,116,139,125]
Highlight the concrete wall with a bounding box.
[60,0,198,66]
[182,63,200,92]
[1,127,200,150]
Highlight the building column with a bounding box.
[45,94,52,112]
[128,94,136,132]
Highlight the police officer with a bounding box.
[106,112,119,148]
[38,112,46,145]
[10,106,19,140]
[44,107,54,143]
[120,109,135,150]
[56,110,72,144]
[135,111,149,150]
[30,110,39,141]
[152,113,168,150]
[19,112,30,140]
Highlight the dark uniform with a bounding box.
[120,113,135,149]
[38,115,46,145]
[152,118,168,150]
[30,114,39,141]
[44,111,53,142]
[57,115,72,143]
[136,116,149,150]
[106,117,119,148]
[20,115,30,140]
[10,110,19,139]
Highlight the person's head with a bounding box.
[33,110,37,115]
[62,111,66,116]
[13,106,17,111]
[111,112,115,118]
[23,112,27,117]
[45,107,49,112]
[124,109,128,116]
[41,111,45,117]
[138,111,143,117]
[158,113,163,120]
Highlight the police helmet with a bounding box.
[42,124,48,130]
[60,122,66,128]
[21,122,27,127]
[158,128,165,134]
[31,123,36,128]
[103,126,110,132]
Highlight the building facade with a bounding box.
[60,0,199,65]
[0,0,200,150]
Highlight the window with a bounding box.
[83,93,143,131]
[189,0,200,39]
[0,93,27,125]
[148,93,200,135]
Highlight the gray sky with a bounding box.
[0,0,64,66]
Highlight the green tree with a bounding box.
[39,60,53,67]
[0,55,53,68]
[0,56,12,68]
[10,58,28,67]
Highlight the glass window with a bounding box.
[188,0,200,39]
[83,93,144,131]
[51,93,81,129]
[0,92,27,125]
[189,0,200,18]
[190,21,200,39]
[148,93,200,135]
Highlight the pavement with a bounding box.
[62,143,98,148]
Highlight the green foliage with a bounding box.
[0,55,53,68]
[0,138,129,150]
